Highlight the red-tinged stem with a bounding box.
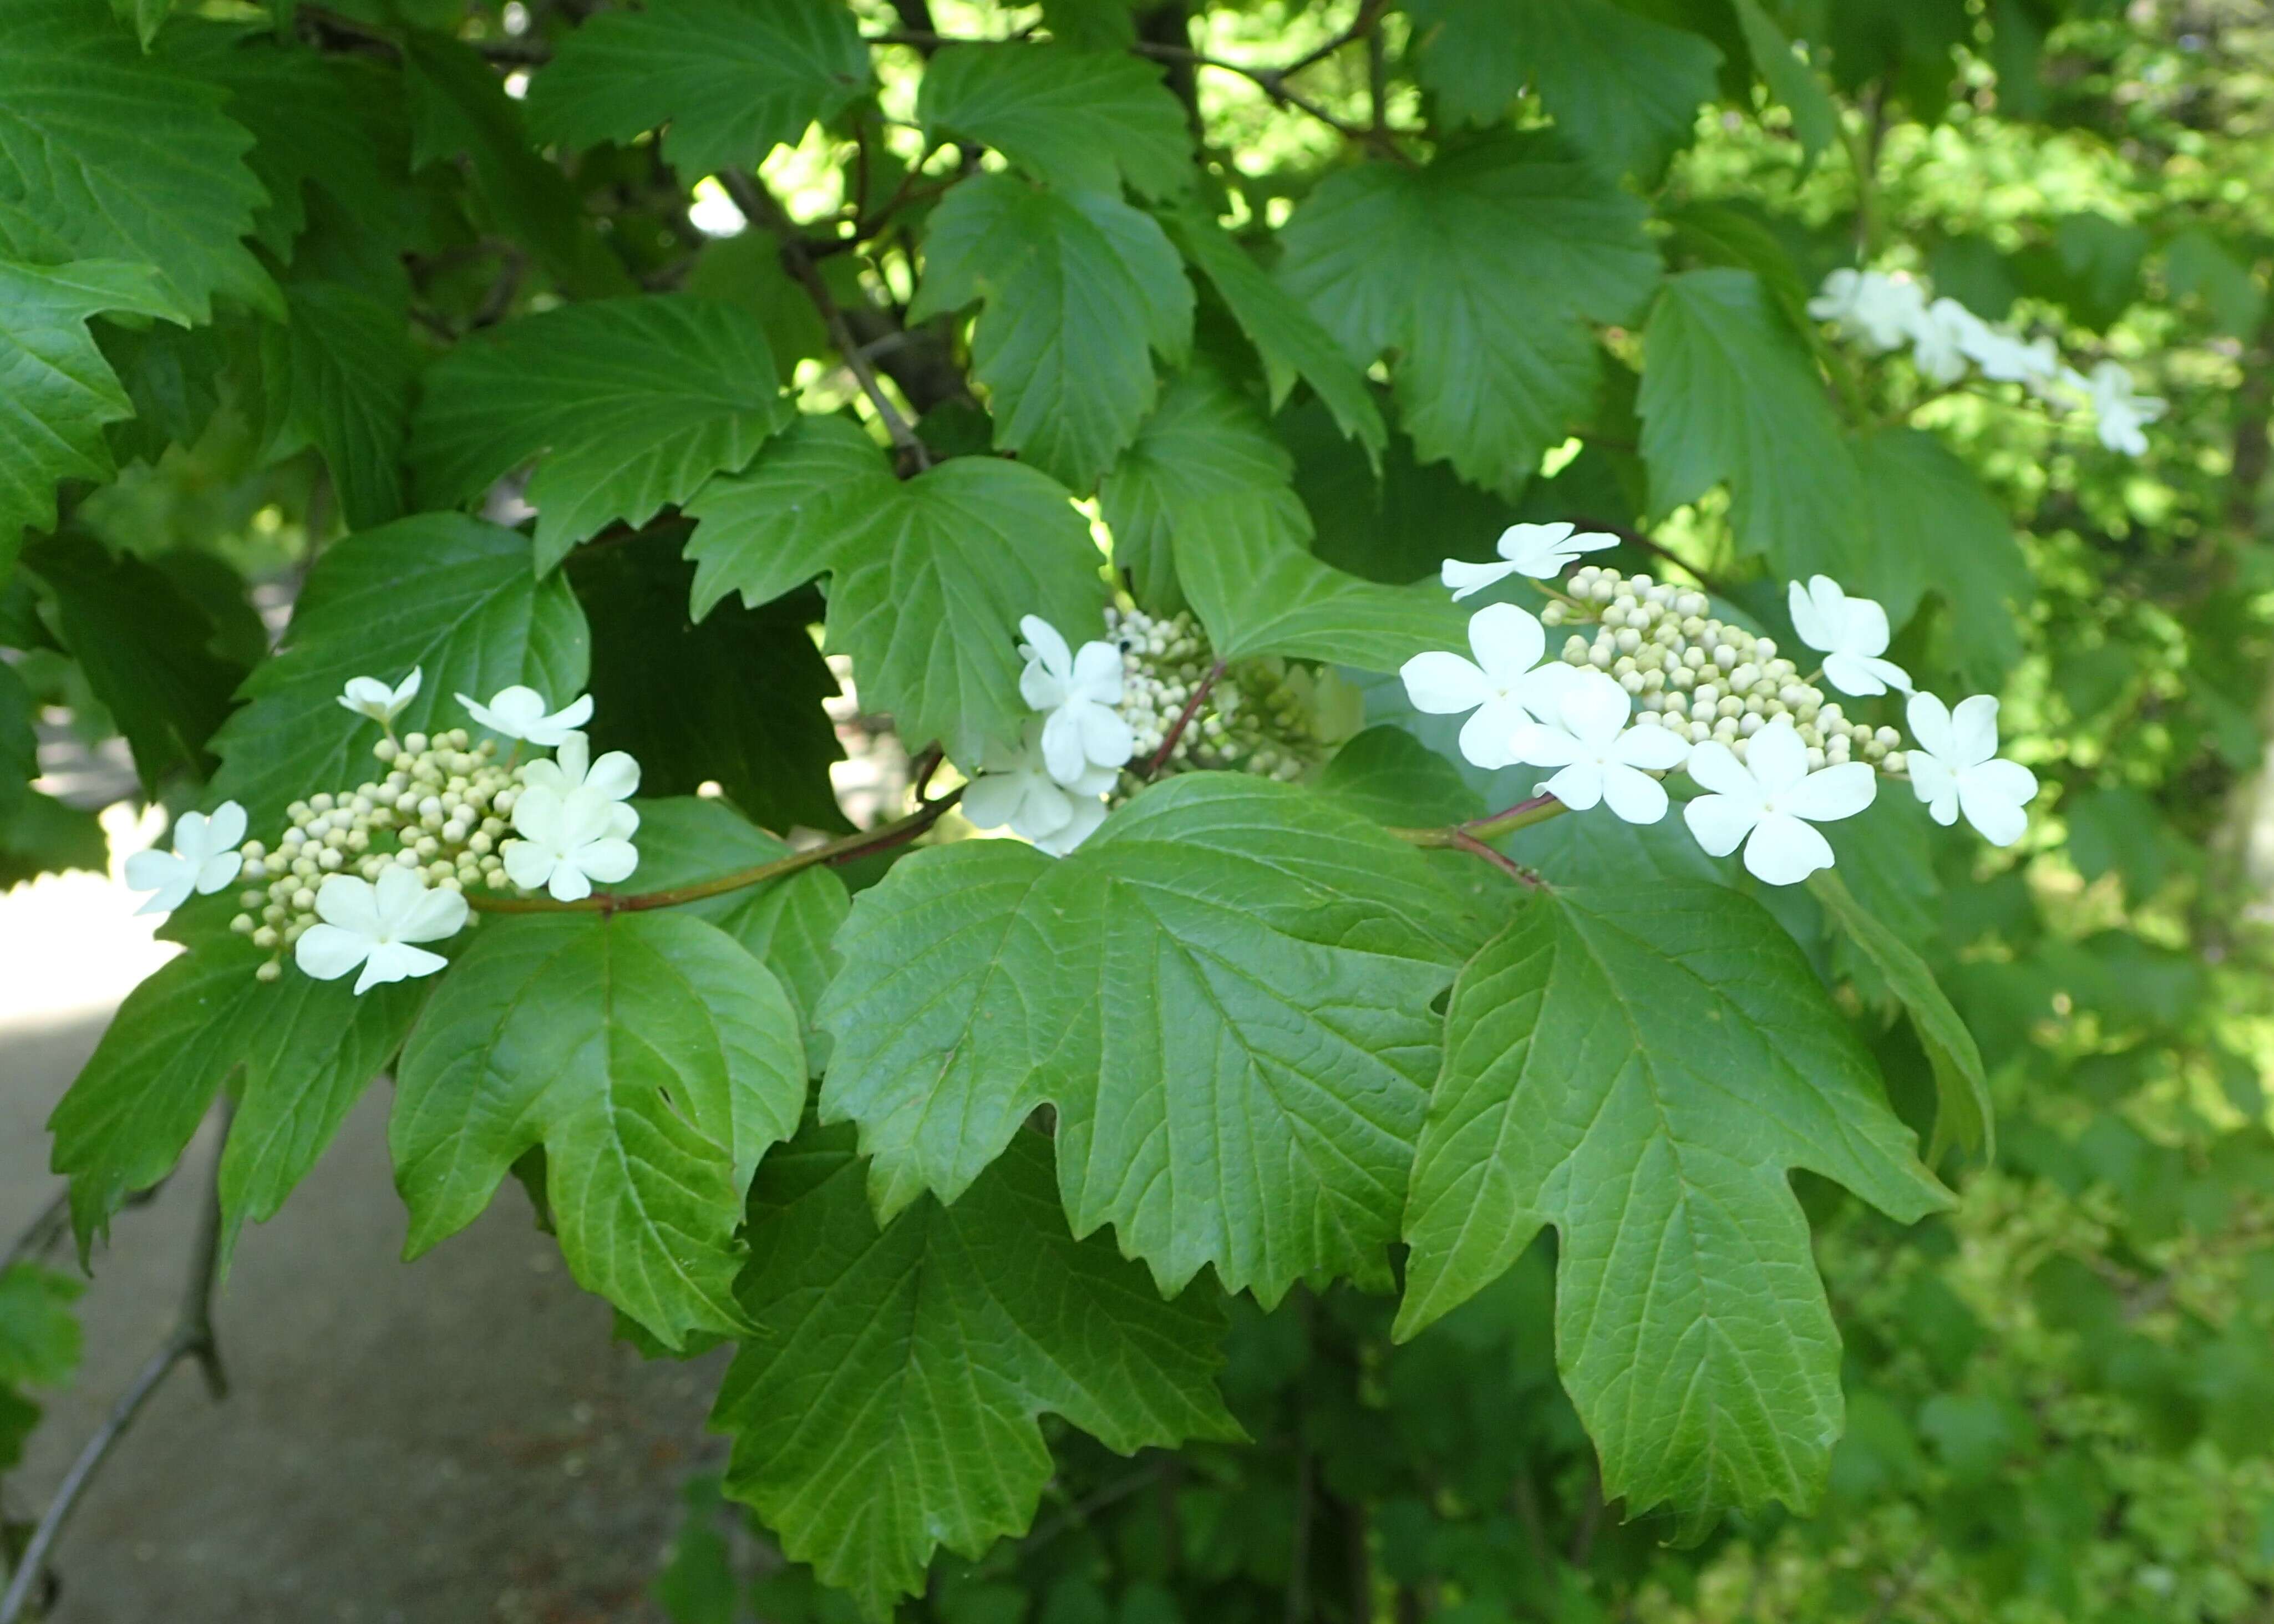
[1143,660,1226,779]
[1449,829,1541,887]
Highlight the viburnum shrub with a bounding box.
[3,0,2271,1618]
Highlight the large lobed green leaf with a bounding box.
[392,910,806,1349]
[1398,882,1950,1531]
[713,1123,1240,1613]
[820,774,1470,1304]
[1277,135,1657,490]
[410,295,794,572]
[526,0,869,177]
[685,427,1108,763]
[916,44,1192,201]
[210,514,589,828]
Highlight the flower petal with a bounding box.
[1017,615,1072,678]
[398,884,471,944]
[585,750,641,801]
[502,841,554,891]
[960,772,1027,830]
[1683,793,1757,857]
[1682,740,1759,804]
[1743,813,1835,886]
[1948,694,2001,767]
[1788,578,1834,653]
[1039,706,1093,786]
[547,862,593,902]
[1069,640,1125,705]
[1399,652,1493,715]
[206,801,247,852]
[1905,692,1955,759]
[1957,759,2037,846]
[1599,763,1670,825]
[1820,652,1891,697]
[1512,661,1587,723]
[1505,717,1582,769]
[1495,521,1573,569]
[1555,669,1631,744]
[1745,719,1811,796]
[295,923,371,983]
[578,838,639,885]
[1541,762,1604,811]
[1612,723,1690,772]
[1469,602,1546,682]
[1032,794,1106,857]
[194,851,243,896]
[355,941,448,996]
[1074,700,1135,770]
[1838,595,1891,657]
[1906,755,1958,824]
[315,874,384,935]
[1441,559,1521,601]
[124,849,193,915]
[1460,701,1525,769]
[1783,761,1877,824]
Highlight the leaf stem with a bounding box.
[466,788,964,917]
[1142,659,1226,778]
[1387,793,1563,882]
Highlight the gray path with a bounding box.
[3,1012,729,1623]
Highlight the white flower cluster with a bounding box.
[125,672,646,994]
[1808,267,2165,456]
[1400,527,2040,885]
[1108,607,1354,782]
[960,617,1136,856]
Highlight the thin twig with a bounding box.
[718,171,933,472]
[3,1191,69,1276]
[1450,829,1540,887]
[1,1115,231,1624]
[1567,518,1734,601]
[1142,660,1226,778]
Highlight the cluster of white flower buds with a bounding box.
[1400,522,2041,885]
[1107,607,1351,785]
[125,670,643,995]
[1809,267,2164,456]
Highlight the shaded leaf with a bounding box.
[917,44,1192,200]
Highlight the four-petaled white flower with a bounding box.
[1809,268,1926,352]
[1787,575,1912,697]
[295,866,469,994]
[1963,327,2062,395]
[457,684,595,747]
[962,719,1116,852]
[124,801,247,916]
[520,731,639,815]
[1018,615,1135,788]
[1506,671,1690,825]
[504,785,641,901]
[1904,692,2038,846]
[1440,521,1617,600]
[337,668,422,728]
[1911,296,1988,385]
[1683,718,1878,886]
[1400,603,1584,770]
[2075,359,2165,456]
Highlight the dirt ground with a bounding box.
[2,1011,731,1624]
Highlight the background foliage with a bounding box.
[4,0,2274,1618]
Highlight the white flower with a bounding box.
[456,684,594,747]
[961,720,1116,845]
[503,785,641,901]
[1787,575,1912,697]
[520,732,639,809]
[1910,296,1988,385]
[294,866,468,995]
[2079,360,2164,456]
[337,668,422,728]
[1682,717,1878,886]
[124,801,247,916]
[1506,670,1690,824]
[1017,615,1134,786]
[1440,521,1617,600]
[1399,603,1584,769]
[1809,268,1925,352]
[1904,692,2038,846]
[1962,327,2062,395]
[1033,794,1108,857]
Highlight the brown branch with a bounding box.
[1566,517,1735,601]
[1142,659,1226,778]
[719,171,933,471]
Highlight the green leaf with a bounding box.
[267,277,417,531]
[713,1122,1240,1613]
[1173,490,1469,672]
[1407,0,1719,178]
[682,413,890,620]
[1855,427,2030,687]
[1099,366,1309,611]
[1319,724,1485,829]
[526,0,869,176]
[568,531,848,836]
[819,774,1465,1303]
[1397,883,1949,1530]
[1809,868,1992,1163]
[0,659,33,826]
[210,514,590,828]
[411,295,794,573]
[694,442,1105,764]
[22,532,246,790]
[399,30,635,298]
[0,258,188,564]
[913,175,1191,492]
[392,910,807,1348]
[0,790,108,887]
[917,44,1192,201]
[0,1266,82,1389]
[1162,207,1385,460]
[1276,138,1657,490]
[1040,0,1136,50]
[624,798,850,1069]
[1279,393,1522,587]
[0,0,276,321]
[1637,268,1870,584]
[216,973,432,1260]
[1729,0,1838,171]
